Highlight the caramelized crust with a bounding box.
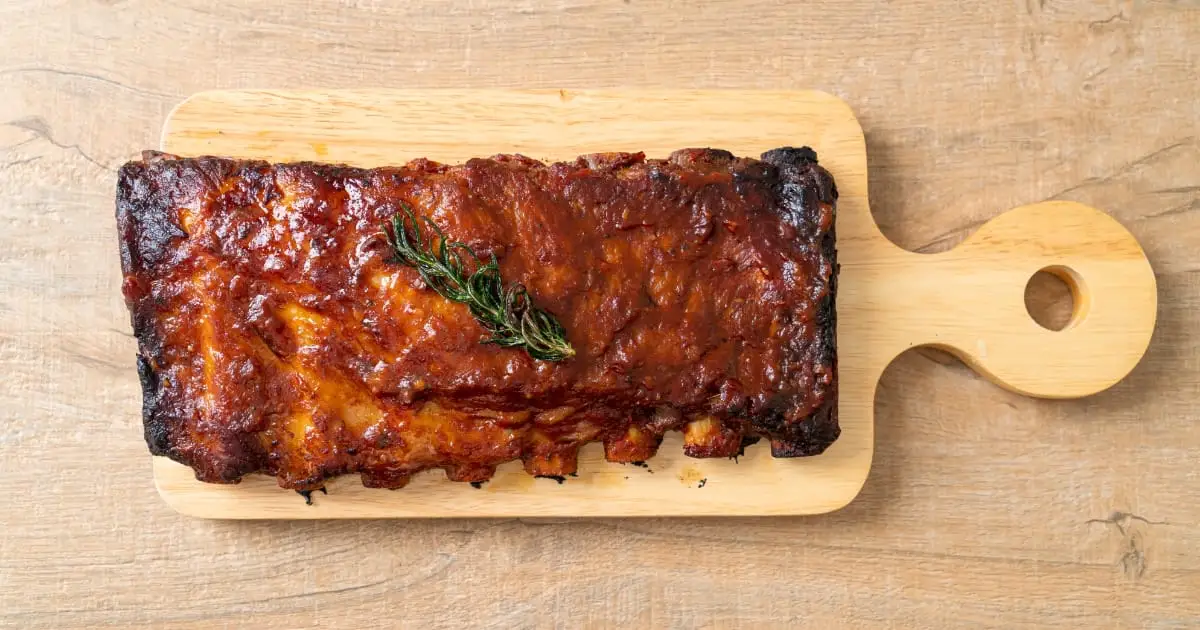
[117,147,838,490]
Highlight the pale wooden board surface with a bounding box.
[154,89,1156,519]
[2,0,1198,627]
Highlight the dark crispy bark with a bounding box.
[116,146,838,490]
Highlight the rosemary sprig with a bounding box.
[381,203,576,362]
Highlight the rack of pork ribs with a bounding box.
[117,146,838,491]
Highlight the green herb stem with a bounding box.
[382,204,576,362]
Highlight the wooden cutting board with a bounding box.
[151,89,1157,519]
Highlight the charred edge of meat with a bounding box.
[116,160,185,273]
[769,400,840,457]
[137,353,169,456]
[755,146,839,458]
[120,162,176,461]
[120,158,263,485]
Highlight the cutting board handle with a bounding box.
[898,200,1157,399]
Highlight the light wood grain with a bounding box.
[2,0,1198,627]
[155,89,1156,519]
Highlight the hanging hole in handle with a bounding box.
[1024,265,1090,331]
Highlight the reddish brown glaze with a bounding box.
[116,147,838,490]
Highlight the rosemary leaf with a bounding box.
[381,204,576,362]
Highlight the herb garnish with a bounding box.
[381,204,576,362]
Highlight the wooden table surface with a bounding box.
[2,1,1198,627]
